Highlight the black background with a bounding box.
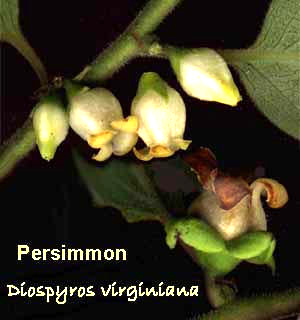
[1,0,300,319]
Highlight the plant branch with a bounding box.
[193,287,300,320]
[0,117,36,181]
[0,0,183,181]
[81,0,183,83]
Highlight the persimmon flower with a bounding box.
[168,48,242,106]
[131,72,191,161]
[65,80,138,161]
[32,92,69,161]
[185,148,288,241]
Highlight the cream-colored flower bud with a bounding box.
[169,48,242,107]
[66,80,138,161]
[32,92,69,161]
[131,72,191,161]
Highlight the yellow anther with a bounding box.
[111,116,139,133]
[88,131,116,148]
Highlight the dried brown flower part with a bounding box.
[185,148,288,240]
[185,148,250,210]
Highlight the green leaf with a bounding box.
[0,0,47,84]
[220,0,300,139]
[146,156,201,215]
[72,150,169,223]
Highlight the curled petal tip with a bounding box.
[150,145,174,158]
[111,115,139,133]
[88,131,116,148]
[92,143,113,162]
[133,147,153,161]
[251,178,288,208]
[173,138,192,151]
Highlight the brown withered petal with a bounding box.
[184,148,250,210]
[213,174,250,210]
[184,147,218,188]
[250,178,288,209]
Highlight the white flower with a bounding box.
[32,92,69,161]
[169,48,242,107]
[66,81,138,161]
[131,72,191,161]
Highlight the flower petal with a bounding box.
[172,138,192,151]
[112,132,138,156]
[250,178,288,209]
[150,145,174,158]
[111,115,139,133]
[133,147,153,161]
[87,130,116,148]
[92,143,113,162]
[184,147,218,188]
[213,174,250,210]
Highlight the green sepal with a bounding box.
[167,46,186,82]
[195,249,241,278]
[266,256,276,276]
[136,72,169,103]
[247,239,276,275]
[226,231,274,260]
[247,238,276,264]
[64,79,90,103]
[37,90,64,108]
[164,218,179,249]
[165,217,226,253]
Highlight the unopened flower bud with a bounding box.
[168,48,242,106]
[32,92,69,161]
[131,72,191,161]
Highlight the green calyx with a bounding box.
[195,249,241,278]
[165,217,226,253]
[64,79,90,103]
[226,231,274,260]
[136,72,169,103]
[166,46,186,81]
[165,216,277,277]
[247,239,276,275]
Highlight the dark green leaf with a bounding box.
[146,156,201,214]
[221,0,300,139]
[0,0,47,84]
[72,150,169,223]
